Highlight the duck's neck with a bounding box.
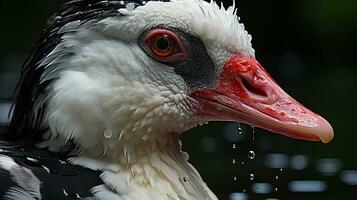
[69,135,218,200]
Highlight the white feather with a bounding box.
[9,167,42,199]
[0,156,42,200]
[91,185,123,200]
[0,155,17,171]
[4,187,36,200]
[104,0,254,65]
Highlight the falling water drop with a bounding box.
[241,161,245,165]
[280,168,283,172]
[232,158,236,164]
[233,176,237,181]
[104,129,113,139]
[249,173,254,181]
[237,123,243,134]
[275,187,278,191]
[248,150,255,159]
[232,144,236,149]
[275,175,279,180]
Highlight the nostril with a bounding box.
[241,78,267,97]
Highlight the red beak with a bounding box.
[191,54,334,143]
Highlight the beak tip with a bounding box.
[315,117,334,143]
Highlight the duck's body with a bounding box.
[0,0,333,199]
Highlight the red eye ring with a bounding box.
[151,34,175,57]
[144,29,186,62]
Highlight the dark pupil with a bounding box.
[156,36,170,51]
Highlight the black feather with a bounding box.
[0,144,103,200]
[3,0,154,145]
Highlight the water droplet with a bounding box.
[280,168,283,172]
[275,175,279,180]
[232,158,236,164]
[232,144,236,149]
[233,176,237,181]
[181,152,190,161]
[241,161,245,165]
[126,3,135,11]
[248,150,255,159]
[275,187,278,191]
[249,173,254,181]
[104,129,113,139]
[237,123,243,134]
[119,0,124,5]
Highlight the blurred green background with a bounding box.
[0,0,356,199]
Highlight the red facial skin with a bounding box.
[191,54,334,143]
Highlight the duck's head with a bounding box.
[9,0,333,157]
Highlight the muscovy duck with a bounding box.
[0,0,334,199]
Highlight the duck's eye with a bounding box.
[151,34,174,57]
[143,29,187,62]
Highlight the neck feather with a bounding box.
[68,134,218,200]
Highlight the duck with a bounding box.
[0,0,334,199]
